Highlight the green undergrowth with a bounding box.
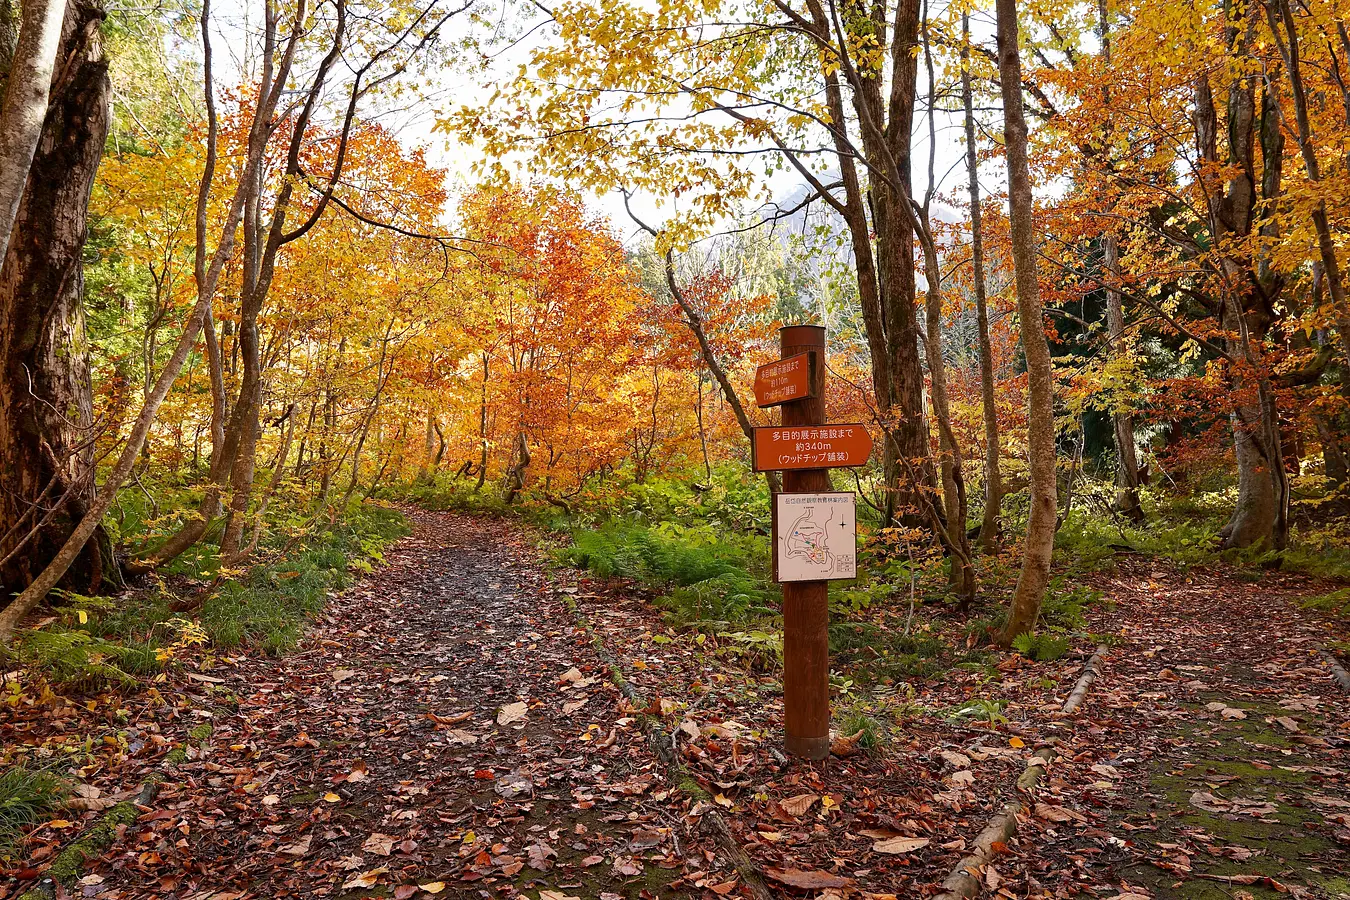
[557,522,775,625]
[16,503,407,692]
[1052,488,1350,581]
[0,767,68,854]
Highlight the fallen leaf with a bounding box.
[418,882,446,894]
[1034,803,1087,823]
[498,702,528,726]
[873,835,931,854]
[780,793,819,817]
[764,868,852,889]
[342,867,388,890]
[278,834,312,857]
[362,833,395,856]
[830,729,865,757]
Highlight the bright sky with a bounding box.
[195,0,1014,246]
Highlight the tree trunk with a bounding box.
[962,12,1003,552]
[1103,235,1144,521]
[0,0,64,259]
[995,0,1058,644]
[0,0,118,597]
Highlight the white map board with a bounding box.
[775,492,857,582]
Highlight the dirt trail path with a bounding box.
[1007,565,1350,900]
[75,510,724,899]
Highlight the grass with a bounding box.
[0,767,67,854]
[19,503,409,691]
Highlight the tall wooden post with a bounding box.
[779,324,831,760]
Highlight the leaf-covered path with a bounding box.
[1000,565,1350,899]
[8,513,1349,900]
[57,510,726,898]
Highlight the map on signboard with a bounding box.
[775,492,857,582]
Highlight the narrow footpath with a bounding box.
[74,510,725,898]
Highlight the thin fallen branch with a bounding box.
[934,646,1110,900]
[557,583,775,900]
[1324,650,1350,693]
[1061,644,1110,715]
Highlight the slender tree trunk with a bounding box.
[962,12,1004,552]
[1103,236,1144,521]
[0,0,118,597]
[995,0,1058,644]
[420,409,434,481]
[0,0,64,259]
[236,401,296,562]
[476,351,489,490]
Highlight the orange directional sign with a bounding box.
[754,353,813,407]
[752,424,873,472]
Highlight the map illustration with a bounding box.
[775,492,857,582]
[784,506,833,567]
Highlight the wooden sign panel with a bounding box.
[752,424,872,472]
[754,353,813,407]
[774,491,857,583]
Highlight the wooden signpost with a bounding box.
[754,325,870,761]
[753,352,813,406]
[751,424,872,472]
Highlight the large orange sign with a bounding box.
[752,424,873,472]
[754,353,813,407]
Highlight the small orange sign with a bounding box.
[754,353,813,407]
[752,424,873,472]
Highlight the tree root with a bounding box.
[1324,650,1350,693]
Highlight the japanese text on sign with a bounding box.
[751,424,873,472]
[754,353,812,407]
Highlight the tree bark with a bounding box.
[1103,235,1144,521]
[995,0,1058,644]
[0,0,64,260]
[962,12,1003,552]
[0,0,117,597]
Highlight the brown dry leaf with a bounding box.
[332,669,357,684]
[710,881,739,895]
[342,867,388,890]
[1273,716,1301,733]
[780,793,819,817]
[1034,803,1086,823]
[562,699,587,716]
[278,834,311,857]
[346,760,369,783]
[830,730,865,757]
[873,835,931,854]
[560,667,584,683]
[362,833,395,856]
[764,868,852,890]
[497,701,528,726]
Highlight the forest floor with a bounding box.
[3,509,1349,900]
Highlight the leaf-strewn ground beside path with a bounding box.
[4,511,1348,899]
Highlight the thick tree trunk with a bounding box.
[0,0,118,597]
[995,0,1057,644]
